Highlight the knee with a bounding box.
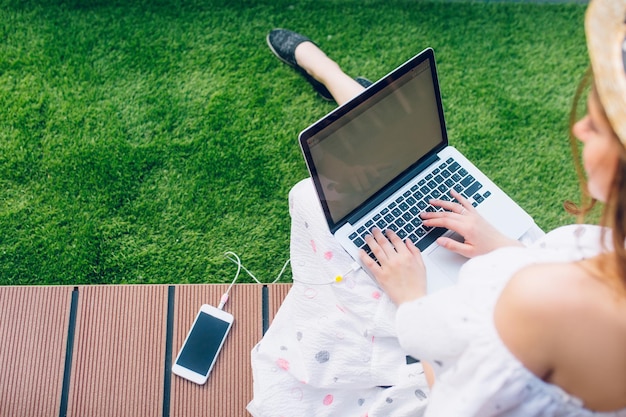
[288,178,316,216]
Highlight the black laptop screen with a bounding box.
[303,52,446,227]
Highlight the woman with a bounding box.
[249,0,626,415]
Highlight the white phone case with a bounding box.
[172,304,234,384]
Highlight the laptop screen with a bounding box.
[300,49,447,229]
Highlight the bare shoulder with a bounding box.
[493,262,593,378]
[495,261,626,409]
[497,262,590,310]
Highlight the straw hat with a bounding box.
[586,0,626,146]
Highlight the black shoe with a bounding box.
[355,76,373,88]
[266,28,334,101]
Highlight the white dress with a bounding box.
[397,223,626,416]
[248,178,626,416]
[248,179,430,417]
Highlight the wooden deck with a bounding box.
[0,283,291,417]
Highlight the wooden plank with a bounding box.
[169,284,263,417]
[0,286,74,417]
[67,285,169,417]
[266,283,291,323]
[0,283,290,417]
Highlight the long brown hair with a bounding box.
[566,67,626,291]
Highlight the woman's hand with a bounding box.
[359,228,427,305]
[421,190,523,258]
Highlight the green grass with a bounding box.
[0,0,589,285]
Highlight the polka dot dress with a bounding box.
[248,179,429,417]
[249,179,626,416]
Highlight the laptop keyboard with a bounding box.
[348,157,492,261]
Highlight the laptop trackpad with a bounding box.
[430,245,466,280]
[429,232,467,281]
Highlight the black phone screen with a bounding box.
[175,312,231,375]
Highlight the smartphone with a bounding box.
[172,304,234,385]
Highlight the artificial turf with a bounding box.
[0,0,590,285]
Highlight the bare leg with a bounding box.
[294,42,365,106]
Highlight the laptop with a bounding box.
[298,47,535,293]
